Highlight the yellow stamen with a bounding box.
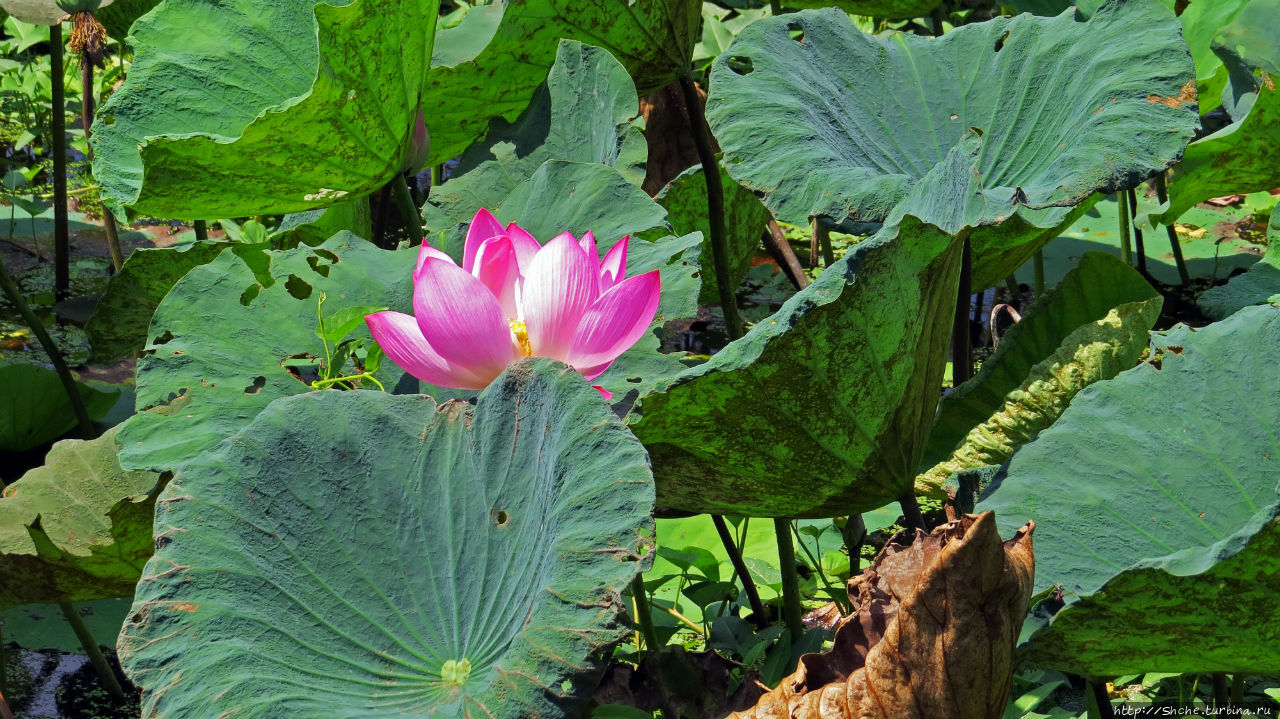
[508,319,532,356]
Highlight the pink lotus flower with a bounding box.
[365,208,661,399]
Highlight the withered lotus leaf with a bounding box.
[728,512,1034,719]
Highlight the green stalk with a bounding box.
[815,219,834,266]
[1127,188,1148,275]
[1231,674,1244,705]
[58,600,126,702]
[764,219,808,290]
[774,518,803,640]
[1153,174,1190,285]
[0,255,94,436]
[430,164,443,191]
[1003,274,1021,299]
[193,219,208,243]
[790,522,849,614]
[1087,679,1115,719]
[898,490,927,532]
[1212,672,1228,706]
[51,22,70,300]
[1117,191,1132,266]
[679,75,744,341]
[712,515,768,628]
[951,236,973,385]
[78,56,122,273]
[392,172,422,240]
[770,0,783,14]
[629,576,661,653]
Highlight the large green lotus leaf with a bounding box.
[921,251,1161,470]
[91,0,437,218]
[1156,5,1280,224]
[915,297,1161,498]
[95,0,158,39]
[0,425,164,609]
[424,39,648,227]
[424,160,704,401]
[116,234,416,473]
[1197,201,1280,319]
[705,2,1197,282]
[423,0,699,166]
[85,241,234,364]
[780,0,940,18]
[119,362,655,718]
[271,196,374,247]
[978,305,1280,674]
[629,213,963,518]
[656,163,771,304]
[0,363,118,452]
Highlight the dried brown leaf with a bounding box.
[727,512,1035,719]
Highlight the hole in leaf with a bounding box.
[152,330,175,345]
[281,353,322,385]
[787,22,804,43]
[285,274,313,300]
[313,249,339,263]
[626,377,642,383]
[243,376,266,394]
[306,256,331,277]
[240,284,262,306]
[726,55,754,75]
[494,509,511,526]
[994,30,1010,52]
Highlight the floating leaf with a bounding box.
[705,2,1196,286]
[1197,201,1280,318]
[0,425,164,609]
[422,0,699,166]
[0,363,117,452]
[120,361,655,718]
[1157,5,1280,223]
[979,305,1280,674]
[117,234,416,474]
[730,513,1034,719]
[91,0,437,217]
[656,163,771,304]
[629,213,963,518]
[918,252,1162,492]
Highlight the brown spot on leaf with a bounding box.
[171,602,200,613]
[1146,80,1197,108]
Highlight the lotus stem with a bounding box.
[1003,274,1020,300]
[814,218,834,266]
[0,255,95,436]
[930,5,947,36]
[712,515,768,628]
[1088,679,1115,719]
[629,576,661,652]
[763,220,808,290]
[770,0,783,14]
[1231,674,1244,705]
[951,237,973,384]
[790,522,850,615]
[392,171,422,239]
[77,56,124,273]
[1153,174,1190,285]
[1032,249,1046,297]
[1117,191,1133,266]
[898,490,926,532]
[430,164,443,191]
[58,600,127,702]
[1127,188,1147,275]
[1212,672,1229,706]
[774,518,804,640]
[678,75,744,341]
[652,603,709,638]
[51,22,70,301]
[194,219,208,243]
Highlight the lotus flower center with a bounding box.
[508,319,532,356]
